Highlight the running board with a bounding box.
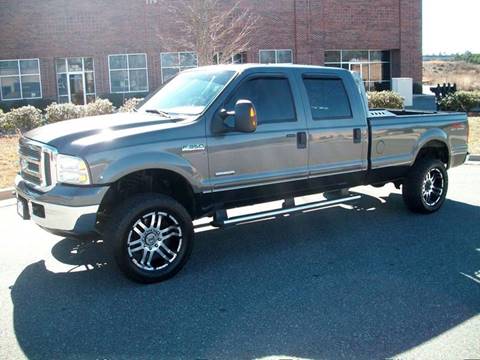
[211,195,361,228]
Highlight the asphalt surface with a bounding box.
[0,165,479,360]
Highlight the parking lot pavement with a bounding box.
[0,165,479,360]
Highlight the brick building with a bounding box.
[0,0,422,109]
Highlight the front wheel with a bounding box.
[402,158,448,214]
[106,194,193,283]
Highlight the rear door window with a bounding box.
[303,78,352,120]
[226,77,296,125]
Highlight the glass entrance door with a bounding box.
[56,57,96,104]
[69,74,85,105]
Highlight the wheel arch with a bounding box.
[413,131,450,168]
[98,168,198,222]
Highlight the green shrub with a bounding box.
[119,97,143,112]
[2,106,43,133]
[105,93,148,108]
[45,102,83,123]
[45,99,115,124]
[367,91,404,109]
[84,98,115,117]
[438,91,480,112]
[0,99,53,113]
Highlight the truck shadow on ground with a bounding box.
[10,192,480,359]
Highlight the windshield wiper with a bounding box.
[144,109,171,118]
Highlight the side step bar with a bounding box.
[211,195,361,228]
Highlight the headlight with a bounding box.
[56,154,91,185]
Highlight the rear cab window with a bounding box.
[303,77,352,120]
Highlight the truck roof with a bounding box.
[189,63,351,74]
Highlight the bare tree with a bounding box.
[157,0,260,66]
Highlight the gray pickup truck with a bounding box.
[15,64,469,283]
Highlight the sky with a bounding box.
[423,0,480,54]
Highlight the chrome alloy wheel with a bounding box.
[421,168,444,207]
[127,211,183,271]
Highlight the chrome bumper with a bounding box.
[15,175,100,235]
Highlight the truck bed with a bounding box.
[367,109,469,170]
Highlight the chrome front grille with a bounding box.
[18,137,57,191]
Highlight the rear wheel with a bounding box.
[402,158,448,213]
[106,194,193,283]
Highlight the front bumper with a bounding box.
[15,175,109,237]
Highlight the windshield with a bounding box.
[139,69,236,115]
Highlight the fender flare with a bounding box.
[412,128,450,165]
[92,151,205,193]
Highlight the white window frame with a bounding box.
[108,53,149,94]
[160,51,198,83]
[213,52,247,65]
[55,57,96,104]
[258,49,293,64]
[324,49,392,91]
[0,58,42,101]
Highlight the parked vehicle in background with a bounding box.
[15,65,469,283]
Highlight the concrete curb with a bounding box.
[0,188,14,201]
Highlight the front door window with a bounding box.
[56,57,96,104]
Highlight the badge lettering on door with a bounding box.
[182,144,206,152]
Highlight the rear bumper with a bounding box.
[15,175,108,237]
[450,151,468,168]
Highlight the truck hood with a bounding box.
[24,112,192,154]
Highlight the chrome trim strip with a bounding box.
[204,175,309,193]
[370,160,412,169]
[22,167,41,177]
[308,167,365,179]
[19,155,41,164]
[221,195,361,225]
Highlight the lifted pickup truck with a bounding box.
[15,65,469,283]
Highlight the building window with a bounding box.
[213,52,247,65]
[109,53,148,93]
[324,50,391,91]
[0,59,42,101]
[56,57,96,105]
[160,52,198,83]
[259,49,293,64]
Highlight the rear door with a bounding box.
[299,72,368,177]
[206,72,308,191]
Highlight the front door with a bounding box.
[207,73,308,192]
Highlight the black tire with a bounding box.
[105,193,194,283]
[402,158,448,214]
